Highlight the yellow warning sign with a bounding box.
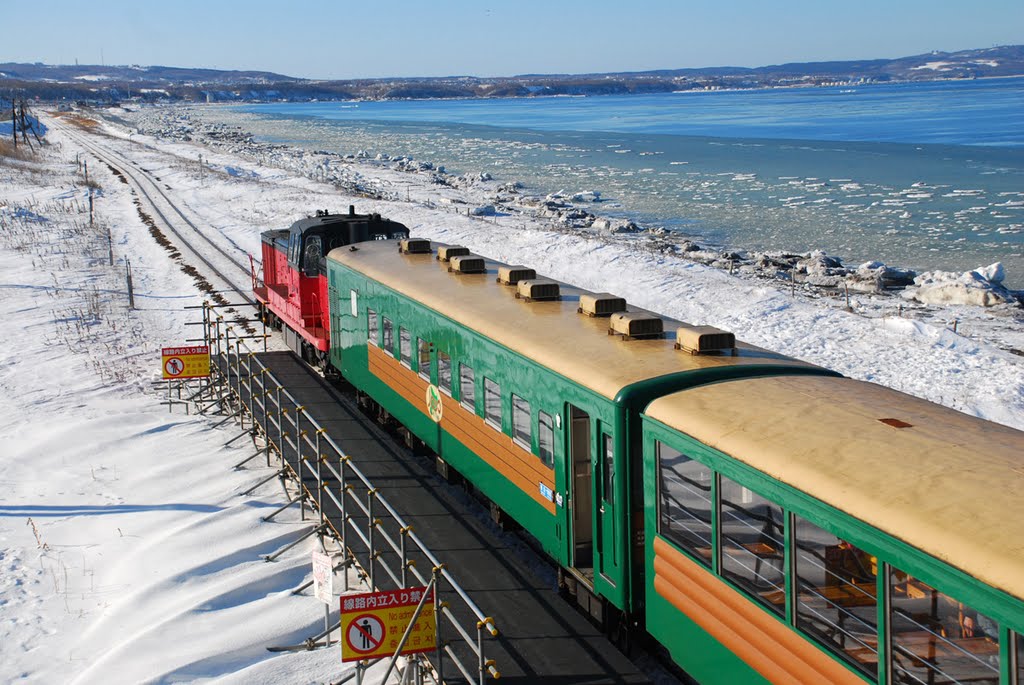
[161,345,211,380]
[340,586,436,662]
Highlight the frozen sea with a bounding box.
[221,77,1024,288]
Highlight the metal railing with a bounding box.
[203,302,500,684]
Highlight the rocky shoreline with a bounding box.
[115,104,1022,312]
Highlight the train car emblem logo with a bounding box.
[425,384,443,423]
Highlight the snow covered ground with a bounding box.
[1,106,1022,684]
[0,119,378,684]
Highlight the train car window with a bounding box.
[656,442,713,569]
[438,351,452,395]
[459,364,475,411]
[793,515,878,678]
[718,476,784,616]
[417,338,431,380]
[400,328,411,367]
[512,395,531,449]
[382,317,394,355]
[367,308,378,346]
[538,412,554,467]
[1017,632,1023,685]
[602,434,614,505]
[888,566,999,685]
[484,378,502,430]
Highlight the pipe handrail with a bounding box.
[213,308,497,682]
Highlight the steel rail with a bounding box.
[49,117,256,305]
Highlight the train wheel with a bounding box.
[607,607,633,656]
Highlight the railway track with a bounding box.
[49,115,256,307]
[44,113,686,683]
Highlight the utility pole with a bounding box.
[18,101,32,150]
[126,259,135,309]
[11,102,16,149]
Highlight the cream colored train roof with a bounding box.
[330,241,821,401]
[645,375,1024,602]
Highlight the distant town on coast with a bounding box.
[2,44,1022,104]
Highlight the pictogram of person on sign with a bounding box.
[360,619,373,649]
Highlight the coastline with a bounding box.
[117,103,1023,305]
[82,103,1024,375]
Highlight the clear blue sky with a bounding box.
[6,0,1022,79]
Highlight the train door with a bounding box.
[567,404,593,580]
[596,431,620,587]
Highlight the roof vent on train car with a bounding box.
[437,245,470,262]
[399,238,432,254]
[675,325,736,355]
[515,279,561,302]
[448,254,486,274]
[497,265,537,286]
[609,312,664,340]
[578,293,627,317]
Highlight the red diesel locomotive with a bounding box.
[253,207,409,368]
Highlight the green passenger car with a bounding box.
[325,239,832,626]
[643,375,1024,685]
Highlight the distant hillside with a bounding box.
[0,63,299,85]
[2,45,1022,104]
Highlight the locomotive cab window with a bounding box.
[657,442,713,568]
[512,395,531,450]
[367,308,378,346]
[438,351,452,395]
[303,235,322,276]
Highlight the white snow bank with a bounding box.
[904,262,1012,306]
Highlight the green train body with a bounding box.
[324,238,1024,684]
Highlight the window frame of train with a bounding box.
[382,316,394,356]
[644,420,1024,685]
[537,410,555,468]
[437,350,452,395]
[399,327,412,368]
[459,363,475,412]
[367,308,379,346]
[511,394,532,451]
[417,337,432,382]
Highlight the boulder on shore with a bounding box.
[903,263,1013,307]
[846,261,917,292]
